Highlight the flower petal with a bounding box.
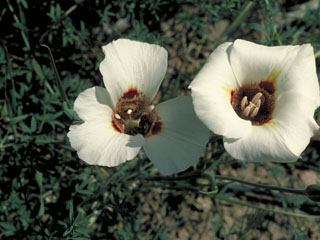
[223,124,298,162]
[229,39,301,86]
[143,96,209,175]
[72,86,113,121]
[276,44,320,108]
[99,39,168,107]
[67,86,144,166]
[189,42,251,139]
[224,91,319,162]
[272,91,319,157]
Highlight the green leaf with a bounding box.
[10,114,29,124]
[19,0,28,9]
[35,170,43,191]
[0,222,16,231]
[63,227,73,237]
[19,121,31,133]
[1,103,8,117]
[30,115,37,132]
[64,109,84,125]
[55,3,61,19]
[68,201,74,222]
[37,198,45,217]
[31,58,45,80]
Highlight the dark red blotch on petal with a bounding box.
[151,121,163,136]
[112,119,122,133]
[259,81,275,94]
[123,88,139,99]
[230,90,235,103]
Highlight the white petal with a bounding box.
[143,96,209,175]
[224,124,299,162]
[67,86,144,166]
[229,39,301,86]
[189,42,251,139]
[272,91,319,156]
[72,86,113,121]
[224,92,319,162]
[276,44,320,108]
[99,39,168,107]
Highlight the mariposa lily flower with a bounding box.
[189,39,320,162]
[68,39,209,175]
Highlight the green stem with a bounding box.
[143,169,202,181]
[41,44,71,109]
[217,196,320,218]
[215,174,306,196]
[264,0,282,45]
[214,1,255,48]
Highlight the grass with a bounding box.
[1,0,320,239]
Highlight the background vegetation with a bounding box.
[1,0,320,239]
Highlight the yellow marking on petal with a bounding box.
[262,69,281,83]
[264,120,277,129]
[221,86,232,94]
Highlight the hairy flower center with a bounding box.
[231,82,275,125]
[111,90,162,137]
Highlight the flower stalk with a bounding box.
[214,1,255,48]
[41,44,71,109]
[214,174,306,196]
[143,169,320,202]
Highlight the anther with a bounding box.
[148,105,155,111]
[115,113,121,119]
[251,107,259,118]
[255,99,261,109]
[252,92,263,105]
[243,106,251,117]
[127,109,133,115]
[240,96,248,111]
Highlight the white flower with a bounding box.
[68,39,209,175]
[189,39,320,162]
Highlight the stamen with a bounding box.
[251,107,259,118]
[240,96,248,111]
[243,106,251,117]
[148,105,155,111]
[231,84,274,125]
[252,92,263,105]
[127,109,133,115]
[242,101,260,118]
[115,113,121,119]
[113,93,162,137]
[255,99,261,109]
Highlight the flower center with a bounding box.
[231,83,275,125]
[111,90,162,137]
